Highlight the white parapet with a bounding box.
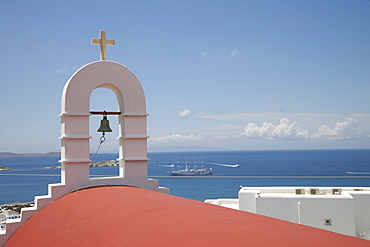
[206,187,370,239]
[238,187,370,238]
[204,199,239,210]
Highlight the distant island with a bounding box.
[44,160,119,169]
[0,152,61,158]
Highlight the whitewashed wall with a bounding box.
[238,187,370,237]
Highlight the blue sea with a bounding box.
[0,149,370,205]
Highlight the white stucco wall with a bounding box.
[349,191,370,238]
[237,187,370,237]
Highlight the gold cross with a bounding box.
[91,30,115,60]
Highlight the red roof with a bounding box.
[5,186,370,246]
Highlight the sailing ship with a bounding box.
[169,164,213,176]
[168,154,213,176]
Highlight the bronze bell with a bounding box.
[97,115,113,133]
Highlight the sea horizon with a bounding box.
[1,149,370,204]
[1,147,370,158]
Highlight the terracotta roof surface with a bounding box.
[5,186,370,246]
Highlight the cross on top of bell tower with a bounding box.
[91,30,115,60]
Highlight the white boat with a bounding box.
[169,164,213,176]
[168,155,213,176]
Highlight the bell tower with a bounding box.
[59,31,168,193]
[60,60,167,191]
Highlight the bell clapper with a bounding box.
[100,132,106,144]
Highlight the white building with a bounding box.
[206,186,370,239]
[0,214,6,231]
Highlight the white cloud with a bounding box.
[197,112,370,130]
[311,117,363,139]
[230,48,241,57]
[178,109,193,117]
[150,134,203,143]
[55,65,78,74]
[240,118,309,140]
[200,51,207,58]
[237,116,368,141]
[199,48,241,59]
[213,135,229,139]
[55,66,68,74]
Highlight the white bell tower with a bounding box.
[59,31,168,192]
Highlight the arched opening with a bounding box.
[89,88,120,177]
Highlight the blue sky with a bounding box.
[1,0,369,153]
